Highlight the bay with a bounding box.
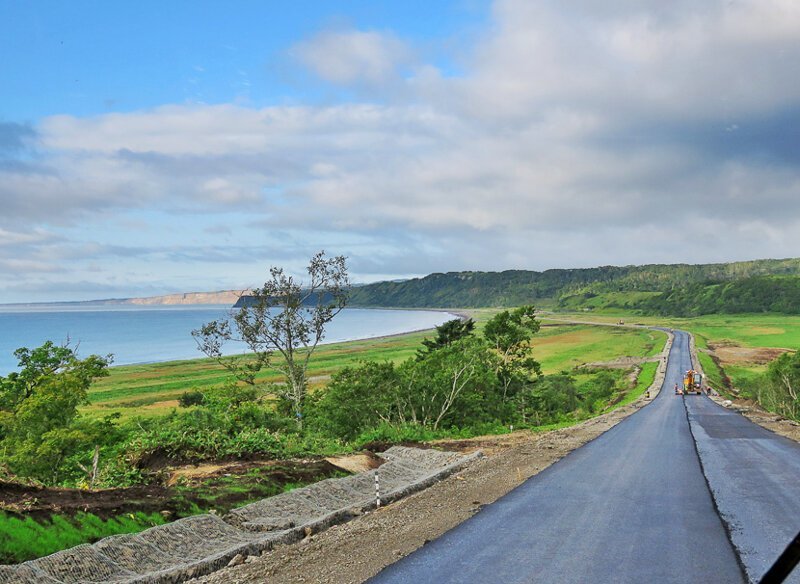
[0,305,455,375]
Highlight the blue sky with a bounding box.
[2,1,485,120]
[2,0,800,303]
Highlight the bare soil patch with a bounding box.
[0,458,347,521]
[708,342,791,366]
[324,453,384,474]
[0,481,172,521]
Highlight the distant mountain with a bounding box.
[9,257,799,316]
[347,258,800,314]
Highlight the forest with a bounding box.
[348,259,800,316]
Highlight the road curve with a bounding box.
[369,330,798,583]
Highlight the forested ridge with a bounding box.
[348,258,800,315]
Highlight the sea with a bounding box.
[0,305,455,375]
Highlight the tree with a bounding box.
[483,306,541,402]
[763,351,800,420]
[193,251,349,425]
[416,318,475,360]
[396,337,498,430]
[0,341,112,483]
[528,373,579,424]
[313,361,400,440]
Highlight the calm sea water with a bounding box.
[0,305,454,375]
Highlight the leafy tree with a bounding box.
[416,318,475,359]
[312,361,400,440]
[754,350,800,420]
[314,337,502,435]
[193,251,349,426]
[0,342,112,483]
[396,337,500,430]
[528,373,579,424]
[483,306,541,402]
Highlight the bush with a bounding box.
[178,391,205,408]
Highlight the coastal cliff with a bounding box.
[124,290,250,306]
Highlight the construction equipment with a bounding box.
[683,370,703,395]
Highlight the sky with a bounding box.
[1,0,800,303]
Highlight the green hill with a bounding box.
[348,258,800,315]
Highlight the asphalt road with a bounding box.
[685,367,800,582]
[369,330,800,584]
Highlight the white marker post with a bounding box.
[375,471,381,509]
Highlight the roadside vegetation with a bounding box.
[0,511,167,564]
[0,253,667,562]
[0,309,661,490]
[0,312,660,562]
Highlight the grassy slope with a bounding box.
[535,324,662,373]
[0,512,167,564]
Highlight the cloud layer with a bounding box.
[2,0,800,301]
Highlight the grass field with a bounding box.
[535,324,663,373]
[86,329,435,419]
[547,312,800,348]
[549,311,800,391]
[85,313,665,420]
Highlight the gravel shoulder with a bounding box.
[189,390,661,584]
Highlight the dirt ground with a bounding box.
[0,481,173,521]
[189,393,658,584]
[707,341,790,366]
[0,459,345,521]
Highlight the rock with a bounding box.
[227,554,245,567]
[245,555,257,564]
[304,526,313,538]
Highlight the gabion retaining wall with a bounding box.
[0,447,481,584]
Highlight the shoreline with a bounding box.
[107,309,464,370]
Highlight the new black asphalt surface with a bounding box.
[685,367,800,582]
[369,330,799,584]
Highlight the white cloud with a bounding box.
[291,29,413,86]
[2,0,800,301]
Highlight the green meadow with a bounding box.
[548,311,800,392]
[85,314,665,420]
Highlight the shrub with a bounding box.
[178,390,205,408]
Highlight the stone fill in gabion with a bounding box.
[1,447,481,584]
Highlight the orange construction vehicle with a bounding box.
[683,370,703,395]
